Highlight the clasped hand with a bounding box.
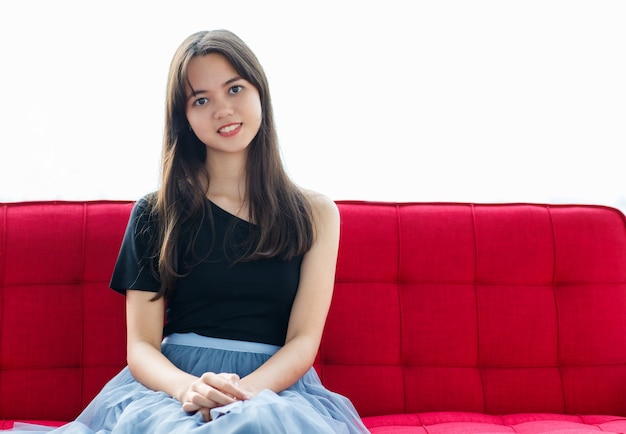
[181,372,250,422]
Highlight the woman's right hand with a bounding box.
[181,372,250,421]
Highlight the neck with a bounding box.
[205,151,248,210]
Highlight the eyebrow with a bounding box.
[188,76,244,98]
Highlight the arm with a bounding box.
[125,290,249,420]
[238,193,341,396]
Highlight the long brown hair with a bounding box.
[150,29,314,299]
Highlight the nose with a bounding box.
[213,98,234,119]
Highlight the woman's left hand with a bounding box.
[181,372,250,421]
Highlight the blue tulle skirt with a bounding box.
[4,334,369,433]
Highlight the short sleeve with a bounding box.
[109,195,161,294]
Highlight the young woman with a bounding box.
[4,30,368,433]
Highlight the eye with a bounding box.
[229,85,243,95]
[194,97,209,106]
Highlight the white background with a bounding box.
[1,1,625,212]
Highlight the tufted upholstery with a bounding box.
[0,202,131,424]
[316,202,626,432]
[1,201,626,432]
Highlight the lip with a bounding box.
[217,123,242,137]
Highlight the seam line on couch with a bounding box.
[395,204,406,414]
[79,203,88,410]
[0,204,6,412]
[335,278,622,286]
[471,204,488,413]
[547,205,567,414]
[0,280,119,288]
[0,205,5,289]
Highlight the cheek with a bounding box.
[253,100,262,123]
[186,111,203,131]
[185,109,194,127]
[249,91,262,121]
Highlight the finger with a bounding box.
[218,373,240,384]
[199,407,211,422]
[194,384,238,407]
[183,393,215,412]
[201,373,249,401]
[185,386,223,410]
[182,400,201,413]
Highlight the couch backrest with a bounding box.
[0,201,132,421]
[317,202,626,418]
[1,201,626,421]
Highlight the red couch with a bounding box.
[1,200,625,433]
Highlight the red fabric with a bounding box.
[0,421,66,429]
[362,412,626,433]
[324,201,626,429]
[2,200,626,433]
[0,201,130,421]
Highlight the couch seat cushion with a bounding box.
[362,412,626,433]
[0,420,66,430]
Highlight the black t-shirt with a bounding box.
[109,195,303,346]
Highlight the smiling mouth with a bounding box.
[218,123,242,134]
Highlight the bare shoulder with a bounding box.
[300,188,340,225]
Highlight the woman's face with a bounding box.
[185,53,262,156]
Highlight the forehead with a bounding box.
[186,53,238,89]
